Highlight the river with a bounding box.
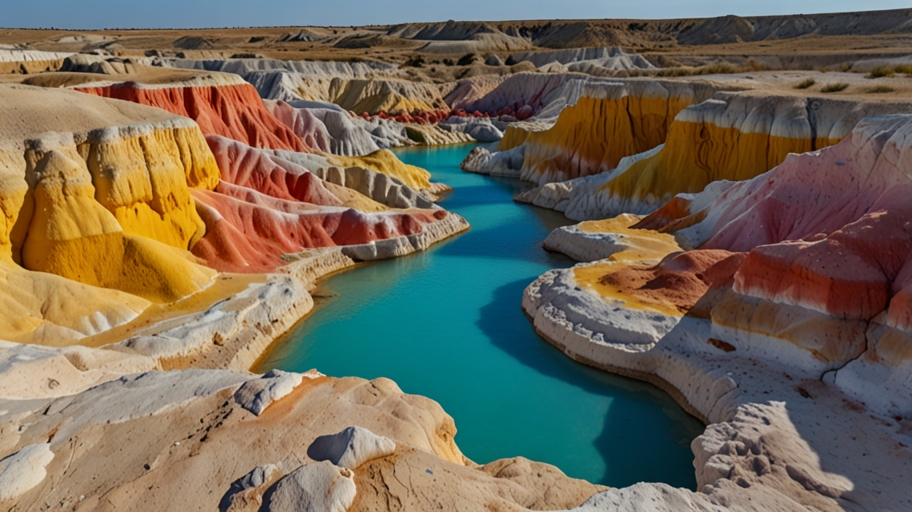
[259,143,703,488]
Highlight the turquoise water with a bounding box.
[260,143,704,488]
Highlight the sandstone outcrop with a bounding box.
[76,74,309,152]
[0,73,465,356]
[265,99,384,156]
[508,46,655,73]
[521,91,912,220]
[542,213,681,262]
[307,426,397,469]
[0,84,221,341]
[166,58,403,105]
[0,365,606,511]
[0,49,72,74]
[516,80,720,184]
[522,114,912,510]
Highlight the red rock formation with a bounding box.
[190,136,446,273]
[735,185,912,321]
[638,116,912,324]
[206,135,340,206]
[77,81,308,152]
[191,187,445,273]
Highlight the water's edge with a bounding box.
[261,144,704,488]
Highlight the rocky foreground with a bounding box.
[3,10,912,510]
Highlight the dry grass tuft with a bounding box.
[820,82,849,93]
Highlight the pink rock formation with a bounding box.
[206,135,341,206]
[192,136,447,273]
[77,78,309,152]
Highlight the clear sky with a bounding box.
[4,0,911,30]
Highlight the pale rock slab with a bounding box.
[553,483,725,512]
[0,443,54,502]
[307,426,396,469]
[265,461,356,512]
[235,369,316,416]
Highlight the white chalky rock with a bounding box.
[234,369,306,416]
[266,461,356,512]
[307,426,397,469]
[0,443,54,502]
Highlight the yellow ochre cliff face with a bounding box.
[330,149,433,191]
[520,93,682,183]
[82,125,219,250]
[600,118,812,203]
[21,138,215,304]
[599,92,912,211]
[494,80,723,185]
[0,84,223,341]
[549,91,912,221]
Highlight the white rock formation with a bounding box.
[265,461,356,512]
[234,369,307,416]
[509,46,655,73]
[0,444,54,503]
[307,426,396,469]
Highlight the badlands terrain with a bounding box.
[2,7,912,511]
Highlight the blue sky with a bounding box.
[4,0,910,30]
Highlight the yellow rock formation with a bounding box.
[572,214,684,315]
[0,84,220,260]
[601,122,813,202]
[330,149,432,190]
[21,146,214,304]
[521,94,682,182]
[0,150,29,262]
[331,79,446,115]
[498,124,535,150]
[83,127,218,250]
[492,80,722,184]
[0,260,150,344]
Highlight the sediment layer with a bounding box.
[523,114,912,510]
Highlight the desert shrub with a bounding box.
[821,82,849,93]
[403,55,425,68]
[457,53,477,66]
[655,62,738,77]
[868,66,895,78]
[865,85,895,93]
[795,78,816,89]
[894,64,912,75]
[746,59,768,71]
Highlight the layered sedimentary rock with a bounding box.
[0,49,72,74]
[443,75,509,112]
[0,364,607,511]
[75,75,454,192]
[166,58,403,105]
[75,74,309,152]
[508,46,655,73]
[522,115,912,510]
[542,213,681,262]
[166,58,457,126]
[331,78,448,116]
[513,80,718,184]
[460,73,602,123]
[0,84,223,341]
[462,76,728,186]
[193,136,452,273]
[330,149,434,191]
[265,99,383,156]
[0,76,463,350]
[522,92,912,220]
